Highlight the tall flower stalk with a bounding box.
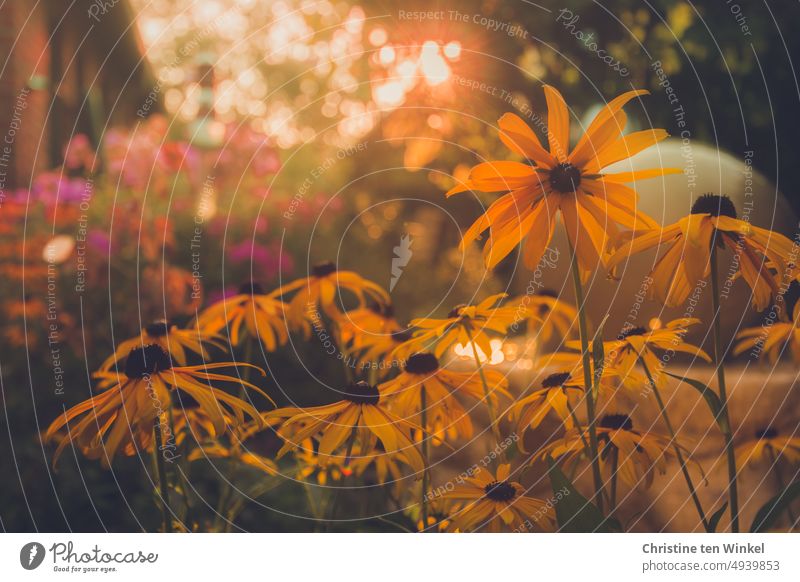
[464,327,504,458]
[568,243,604,513]
[640,359,708,530]
[710,244,740,532]
[420,387,430,529]
[153,418,172,532]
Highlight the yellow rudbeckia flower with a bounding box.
[197,281,291,349]
[509,371,587,447]
[735,427,800,468]
[405,293,520,358]
[449,85,674,274]
[608,194,796,311]
[539,413,689,489]
[97,319,225,373]
[46,345,269,468]
[439,464,555,532]
[275,261,390,327]
[266,381,425,475]
[569,318,710,393]
[380,352,510,444]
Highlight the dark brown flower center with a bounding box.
[369,302,394,317]
[238,281,265,295]
[312,261,337,277]
[448,304,467,318]
[599,413,633,431]
[145,319,172,337]
[405,352,439,374]
[343,381,380,405]
[549,163,582,193]
[618,326,647,340]
[755,427,778,440]
[124,345,173,378]
[484,480,517,502]
[541,371,571,388]
[690,193,737,219]
[390,328,413,343]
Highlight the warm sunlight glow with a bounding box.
[374,80,405,108]
[419,42,451,86]
[443,41,461,59]
[454,338,505,365]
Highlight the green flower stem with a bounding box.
[325,433,357,530]
[464,326,505,461]
[420,386,430,530]
[568,242,604,514]
[710,244,740,532]
[153,418,172,532]
[225,478,282,531]
[565,399,591,452]
[640,358,709,530]
[213,466,236,532]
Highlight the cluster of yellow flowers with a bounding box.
[46,85,800,533]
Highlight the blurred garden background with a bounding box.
[2,0,799,532]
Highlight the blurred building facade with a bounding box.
[0,0,158,189]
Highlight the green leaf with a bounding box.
[707,502,728,532]
[665,372,728,432]
[750,481,800,532]
[547,458,620,532]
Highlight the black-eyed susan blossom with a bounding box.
[509,371,587,447]
[440,464,555,532]
[266,381,425,474]
[380,352,510,443]
[539,413,687,489]
[46,345,269,468]
[405,293,520,358]
[735,427,800,468]
[197,282,291,349]
[275,261,390,325]
[448,85,673,274]
[571,318,710,393]
[97,319,225,373]
[608,194,797,311]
